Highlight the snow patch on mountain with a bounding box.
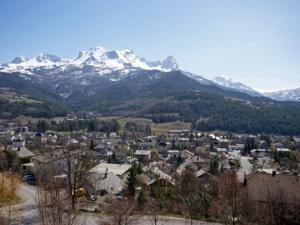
[181,71,214,85]
[264,87,300,102]
[0,53,70,74]
[213,76,262,96]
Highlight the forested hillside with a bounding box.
[1,71,300,134]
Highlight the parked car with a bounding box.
[22,174,36,185]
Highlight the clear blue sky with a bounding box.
[1,0,299,90]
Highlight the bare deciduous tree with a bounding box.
[0,151,6,170]
[146,188,164,225]
[36,169,85,225]
[177,169,202,225]
[62,148,91,209]
[257,187,300,225]
[100,199,137,225]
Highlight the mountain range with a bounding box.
[0,46,300,135]
[0,47,178,78]
[1,47,298,102]
[263,88,300,102]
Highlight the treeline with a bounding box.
[0,100,67,119]
[124,121,151,137]
[32,119,120,133]
[243,137,257,155]
[188,94,300,135]
[139,92,300,135]
[145,113,178,123]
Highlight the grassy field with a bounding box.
[118,117,152,134]
[151,121,191,135]
[0,89,42,104]
[13,115,43,125]
[0,90,15,99]
[9,97,41,104]
[52,117,67,123]
[96,116,152,134]
[12,115,67,125]
[96,116,121,121]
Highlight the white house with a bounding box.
[12,135,25,148]
[134,150,151,162]
[86,163,132,195]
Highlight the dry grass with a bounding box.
[117,117,152,133]
[0,172,21,207]
[52,117,66,123]
[96,116,121,121]
[113,117,190,135]
[151,121,191,135]
[118,117,152,126]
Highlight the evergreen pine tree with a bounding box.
[127,166,137,196]
[136,163,142,174]
[90,140,94,150]
[137,189,145,206]
[209,157,219,175]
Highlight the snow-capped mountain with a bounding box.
[212,76,262,97]
[211,76,300,101]
[0,46,179,78]
[67,47,178,72]
[264,87,300,102]
[1,53,69,74]
[2,46,299,102]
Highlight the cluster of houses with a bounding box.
[0,121,300,204]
